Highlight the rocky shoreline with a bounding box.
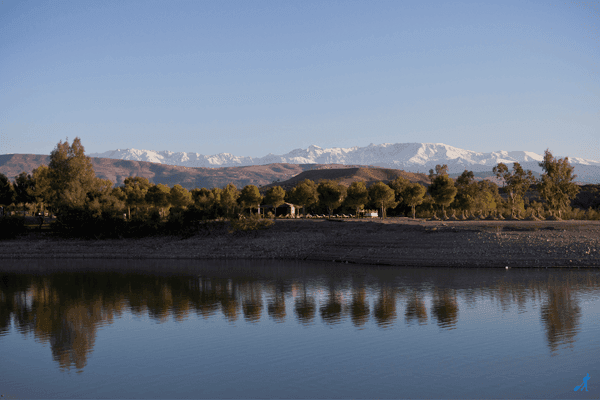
[1,218,599,267]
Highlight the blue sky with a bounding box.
[1,0,598,160]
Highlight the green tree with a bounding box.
[537,149,581,219]
[452,170,478,217]
[47,137,98,211]
[145,183,171,216]
[368,181,397,219]
[428,174,458,219]
[264,186,286,218]
[169,184,193,209]
[238,185,262,215]
[220,183,240,217]
[402,182,427,219]
[0,173,15,208]
[123,177,152,218]
[30,165,52,215]
[13,172,36,215]
[344,181,369,216]
[493,162,536,218]
[288,179,319,217]
[388,176,410,204]
[474,180,500,217]
[191,188,217,213]
[317,180,346,218]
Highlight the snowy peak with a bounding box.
[89,142,600,183]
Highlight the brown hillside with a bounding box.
[261,166,430,191]
[0,154,312,189]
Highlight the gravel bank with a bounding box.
[1,218,599,267]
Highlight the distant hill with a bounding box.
[0,154,310,189]
[261,166,430,192]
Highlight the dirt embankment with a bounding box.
[1,218,599,267]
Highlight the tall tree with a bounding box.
[388,176,410,205]
[220,183,240,217]
[317,180,346,218]
[13,172,36,214]
[537,149,580,219]
[169,184,193,209]
[368,182,397,219]
[428,174,457,219]
[145,183,171,216]
[344,181,369,216]
[475,180,500,217]
[30,166,52,215]
[0,173,15,208]
[452,170,478,217]
[402,182,427,219]
[493,162,536,218]
[287,179,318,217]
[264,186,286,218]
[47,137,98,210]
[238,185,262,215]
[123,177,152,219]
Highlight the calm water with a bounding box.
[1,259,599,399]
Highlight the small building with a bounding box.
[259,202,297,217]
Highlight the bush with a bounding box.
[0,215,27,239]
[229,214,274,233]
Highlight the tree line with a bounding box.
[0,137,597,238]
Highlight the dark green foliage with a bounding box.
[317,180,346,218]
[0,173,15,206]
[0,215,27,239]
[368,181,397,219]
[428,175,457,217]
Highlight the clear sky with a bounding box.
[1,0,598,160]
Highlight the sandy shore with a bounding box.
[1,218,599,267]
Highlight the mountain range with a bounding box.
[90,142,600,184]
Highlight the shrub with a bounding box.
[229,214,274,233]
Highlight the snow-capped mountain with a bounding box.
[89,143,600,183]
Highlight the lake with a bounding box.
[1,259,599,399]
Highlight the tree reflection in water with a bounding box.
[431,289,459,329]
[294,281,316,325]
[405,291,428,325]
[540,276,582,353]
[0,267,598,372]
[372,285,396,328]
